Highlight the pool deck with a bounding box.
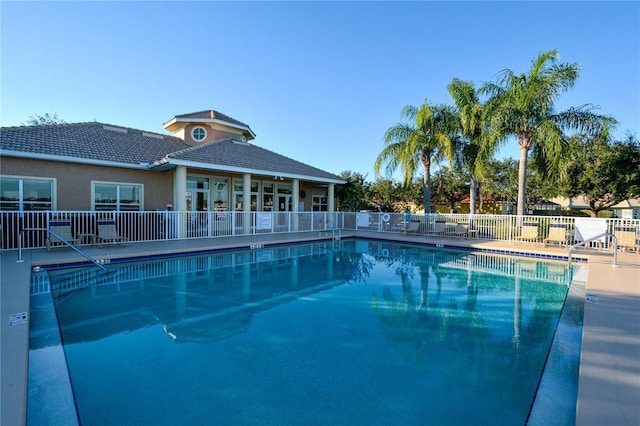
[2,231,639,425]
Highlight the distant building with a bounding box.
[549,196,591,211]
[611,199,640,219]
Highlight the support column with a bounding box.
[292,179,300,232]
[327,183,335,228]
[328,183,335,213]
[242,173,251,235]
[174,166,187,238]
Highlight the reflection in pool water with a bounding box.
[28,240,582,425]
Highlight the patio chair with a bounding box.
[543,223,567,247]
[514,222,539,243]
[96,220,128,247]
[450,223,470,238]
[405,220,421,235]
[428,220,446,236]
[613,226,639,254]
[46,220,80,251]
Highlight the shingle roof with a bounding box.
[0,122,187,164]
[0,122,344,182]
[168,138,344,181]
[173,109,251,129]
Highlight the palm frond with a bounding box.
[552,107,618,134]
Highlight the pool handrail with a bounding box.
[568,232,617,268]
[17,227,108,272]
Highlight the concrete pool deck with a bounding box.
[2,231,639,425]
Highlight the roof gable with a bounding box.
[163,109,256,140]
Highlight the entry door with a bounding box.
[277,195,292,227]
[277,195,292,212]
[186,189,209,212]
[187,189,209,236]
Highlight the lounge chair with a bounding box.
[46,220,80,251]
[428,220,446,236]
[514,222,539,243]
[405,220,421,235]
[96,220,128,247]
[543,223,567,247]
[450,223,470,238]
[613,226,639,254]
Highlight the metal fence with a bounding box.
[0,210,342,250]
[1,210,638,251]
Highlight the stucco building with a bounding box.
[0,109,345,215]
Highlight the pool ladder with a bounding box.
[17,228,108,272]
[567,232,617,268]
[318,220,341,241]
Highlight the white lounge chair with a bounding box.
[428,220,446,236]
[613,226,639,254]
[96,220,128,247]
[544,223,567,247]
[46,220,80,251]
[450,223,471,238]
[514,222,539,243]
[405,220,421,234]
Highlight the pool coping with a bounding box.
[2,231,639,425]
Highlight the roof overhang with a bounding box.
[150,158,346,185]
[3,150,346,184]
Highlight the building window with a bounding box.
[93,182,142,211]
[192,126,206,142]
[262,182,274,211]
[312,195,327,212]
[0,176,54,211]
[233,179,259,211]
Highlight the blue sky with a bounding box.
[2,1,639,182]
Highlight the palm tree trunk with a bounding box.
[423,165,431,214]
[469,175,478,215]
[517,145,529,216]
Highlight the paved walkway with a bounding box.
[2,232,638,425]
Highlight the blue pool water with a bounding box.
[28,239,583,425]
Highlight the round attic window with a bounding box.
[192,126,206,141]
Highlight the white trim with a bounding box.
[165,159,346,185]
[0,150,150,170]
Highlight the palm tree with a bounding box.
[447,78,485,215]
[480,49,616,216]
[375,100,458,214]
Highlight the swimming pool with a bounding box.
[28,239,584,425]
